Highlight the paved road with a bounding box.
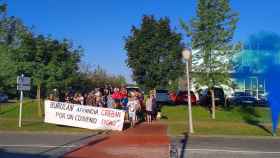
[0,131,104,158]
[171,136,280,158]
[2,132,280,158]
[64,123,170,158]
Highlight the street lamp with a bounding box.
[182,49,194,134]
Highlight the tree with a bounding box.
[181,0,239,119]
[112,75,126,87]
[0,45,16,93]
[11,33,82,116]
[125,15,184,91]
[0,3,83,110]
[81,65,127,89]
[0,3,29,95]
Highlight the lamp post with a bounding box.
[182,49,194,134]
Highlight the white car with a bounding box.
[126,86,143,95]
[0,93,8,102]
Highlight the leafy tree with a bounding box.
[125,15,184,91]
[79,65,127,90]
[0,45,16,93]
[181,0,240,119]
[112,75,126,87]
[11,33,82,116]
[0,3,29,95]
[43,38,82,94]
[0,2,125,106]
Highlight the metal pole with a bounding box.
[256,77,259,100]
[243,79,246,92]
[264,79,266,94]
[19,90,23,128]
[250,78,253,96]
[186,59,194,134]
[18,74,24,128]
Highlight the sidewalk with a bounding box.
[64,122,170,158]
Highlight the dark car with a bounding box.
[257,95,269,106]
[227,92,257,105]
[0,93,8,103]
[199,87,225,106]
[169,90,197,105]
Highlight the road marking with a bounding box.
[185,148,280,154]
[0,144,77,148]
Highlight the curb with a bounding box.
[0,130,109,135]
[171,134,280,140]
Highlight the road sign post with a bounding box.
[19,90,23,127]
[17,74,31,128]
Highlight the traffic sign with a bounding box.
[17,74,31,128]
[17,76,31,91]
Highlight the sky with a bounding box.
[5,0,280,83]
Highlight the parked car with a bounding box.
[257,95,269,106]
[199,87,225,106]
[0,93,8,103]
[227,92,257,105]
[169,90,197,105]
[155,89,171,104]
[126,86,143,94]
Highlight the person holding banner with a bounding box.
[120,88,128,108]
[64,92,71,103]
[107,93,114,109]
[95,91,103,107]
[48,94,55,101]
[85,91,95,106]
[78,93,85,105]
[112,88,123,109]
[73,93,80,104]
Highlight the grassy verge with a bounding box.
[0,100,99,133]
[161,105,279,137]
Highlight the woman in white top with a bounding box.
[127,92,140,127]
[146,94,154,124]
[78,93,84,105]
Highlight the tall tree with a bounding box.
[81,65,127,89]
[181,0,239,119]
[0,3,29,95]
[125,15,184,91]
[0,45,16,93]
[0,3,82,106]
[12,34,82,116]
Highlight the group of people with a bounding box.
[49,87,159,127]
[126,90,157,127]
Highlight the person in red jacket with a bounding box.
[112,88,122,109]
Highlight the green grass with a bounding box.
[161,105,279,137]
[1,100,277,136]
[0,100,99,133]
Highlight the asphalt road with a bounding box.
[0,131,104,158]
[2,132,280,158]
[171,136,280,158]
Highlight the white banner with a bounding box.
[44,100,125,131]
